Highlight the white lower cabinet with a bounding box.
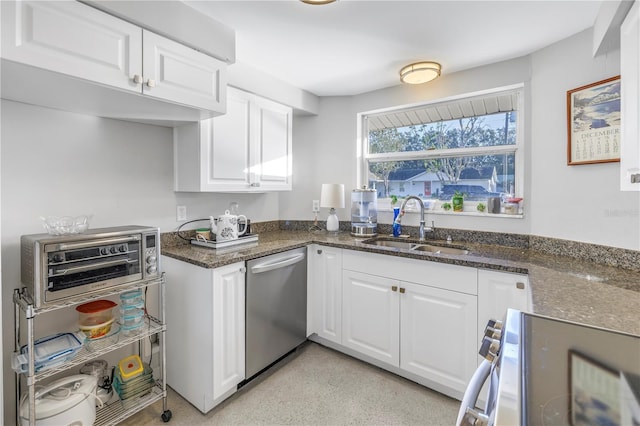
[307,245,343,343]
[400,281,478,393]
[163,256,245,414]
[477,269,530,345]
[338,250,478,397]
[342,270,399,366]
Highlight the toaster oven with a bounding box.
[21,226,160,307]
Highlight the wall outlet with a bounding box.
[312,200,320,212]
[176,205,187,221]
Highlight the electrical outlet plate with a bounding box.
[312,200,320,212]
[176,205,187,221]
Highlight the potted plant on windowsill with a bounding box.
[452,191,464,212]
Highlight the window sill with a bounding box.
[381,200,524,218]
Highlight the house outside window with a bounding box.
[359,85,524,214]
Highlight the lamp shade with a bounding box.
[399,61,441,84]
[320,184,345,208]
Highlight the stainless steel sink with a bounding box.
[411,244,470,255]
[361,238,469,255]
[363,239,416,249]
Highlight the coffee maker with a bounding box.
[350,187,377,237]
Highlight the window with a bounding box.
[360,85,524,212]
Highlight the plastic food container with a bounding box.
[118,355,144,381]
[76,300,117,327]
[120,307,144,330]
[113,362,154,400]
[120,290,143,307]
[12,332,83,373]
[79,317,115,339]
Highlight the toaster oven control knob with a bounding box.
[52,254,64,263]
[147,265,157,274]
[110,246,118,254]
[118,244,127,252]
[100,247,109,255]
[146,255,157,264]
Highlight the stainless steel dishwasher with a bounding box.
[245,247,307,379]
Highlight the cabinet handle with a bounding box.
[317,250,323,255]
[631,173,640,184]
[250,182,261,187]
[146,79,157,88]
[132,74,143,85]
[516,282,525,290]
[399,287,406,294]
[240,267,246,273]
[391,286,398,292]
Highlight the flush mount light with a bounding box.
[399,61,442,85]
[300,0,337,4]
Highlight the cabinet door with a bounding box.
[477,269,529,343]
[143,30,227,112]
[206,89,253,191]
[342,270,399,366]
[251,95,293,191]
[308,246,343,343]
[212,262,246,401]
[400,281,478,394]
[1,0,141,92]
[621,1,640,191]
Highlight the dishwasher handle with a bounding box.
[250,253,305,274]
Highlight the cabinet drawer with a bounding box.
[342,250,477,295]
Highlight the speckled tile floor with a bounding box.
[118,342,459,426]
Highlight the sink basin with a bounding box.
[362,239,416,249]
[361,238,469,255]
[411,244,470,255]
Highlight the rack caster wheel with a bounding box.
[161,410,172,422]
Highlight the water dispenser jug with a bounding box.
[350,187,377,237]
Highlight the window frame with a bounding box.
[357,84,525,215]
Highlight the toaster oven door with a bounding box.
[43,236,143,303]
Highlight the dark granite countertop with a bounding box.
[161,229,640,336]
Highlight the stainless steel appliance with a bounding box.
[350,187,377,237]
[21,226,160,307]
[245,248,307,379]
[458,310,640,425]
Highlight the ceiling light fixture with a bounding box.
[399,61,442,85]
[300,0,337,4]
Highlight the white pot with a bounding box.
[20,375,97,425]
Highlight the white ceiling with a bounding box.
[185,0,603,97]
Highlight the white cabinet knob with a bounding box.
[146,79,157,88]
[133,74,143,84]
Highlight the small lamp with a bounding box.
[320,183,345,233]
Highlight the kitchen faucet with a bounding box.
[395,196,433,241]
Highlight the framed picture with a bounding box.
[569,350,621,425]
[567,76,621,165]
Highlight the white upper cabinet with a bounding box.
[1,1,141,91]
[1,0,227,122]
[621,0,640,191]
[142,30,226,112]
[174,87,293,192]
